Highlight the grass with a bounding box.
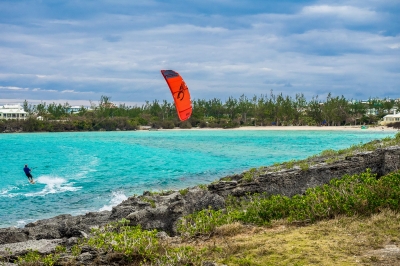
[141,197,156,208]
[186,209,400,265]
[9,209,399,265]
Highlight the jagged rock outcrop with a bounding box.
[0,188,225,248]
[208,146,400,197]
[0,146,399,259]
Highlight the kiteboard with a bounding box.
[29,179,36,184]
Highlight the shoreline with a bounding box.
[2,125,398,134]
[162,125,399,132]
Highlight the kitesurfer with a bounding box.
[23,164,34,182]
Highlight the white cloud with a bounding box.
[0,86,29,91]
[388,43,400,49]
[301,5,378,22]
[32,88,57,93]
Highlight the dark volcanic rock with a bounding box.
[208,146,400,198]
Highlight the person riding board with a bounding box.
[23,164,34,183]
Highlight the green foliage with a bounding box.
[299,161,309,171]
[86,219,159,260]
[7,93,399,133]
[70,244,81,257]
[141,197,156,208]
[17,250,41,265]
[79,218,204,264]
[42,254,59,266]
[198,184,208,190]
[325,157,338,164]
[243,168,259,182]
[177,207,231,238]
[55,245,66,253]
[179,121,192,129]
[272,162,282,172]
[179,188,189,196]
[283,160,295,169]
[231,170,400,225]
[320,149,338,157]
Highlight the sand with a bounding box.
[160,125,398,132]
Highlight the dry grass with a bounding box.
[173,209,400,266]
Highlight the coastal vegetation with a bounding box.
[1,93,400,132]
[5,133,400,265]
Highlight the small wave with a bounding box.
[74,157,99,179]
[1,186,18,195]
[25,175,81,197]
[99,191,128,211]
[16,219,36,228]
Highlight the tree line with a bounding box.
[1,92,399,132]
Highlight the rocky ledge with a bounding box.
[1,146,399,259]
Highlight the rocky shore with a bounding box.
[1,145,399,263]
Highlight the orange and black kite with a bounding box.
[161,70,192,121]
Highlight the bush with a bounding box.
[223,120,240,129]
[161,120,175,129]
[179,121,192,129]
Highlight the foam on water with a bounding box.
[24,175,81,197]
[99,191,128,211]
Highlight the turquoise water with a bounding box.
[0,129,396,228]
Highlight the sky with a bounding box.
[0,0,399,107]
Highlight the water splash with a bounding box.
[99,191,128,211]
[25,175,81,197]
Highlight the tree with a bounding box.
[23,100,33,114]
[237,94,252,124]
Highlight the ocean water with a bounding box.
[0,129,396,228]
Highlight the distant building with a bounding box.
[67,106,82,114]
[66,105,93,114]
[380,109,400,125]
[0,104,28,120]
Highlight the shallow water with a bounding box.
[0,129,396,228]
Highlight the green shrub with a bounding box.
[179,188,189,196]
[299,161,309,171]
[177,207,231,238]
[243,168,258,182]
[141,197,156,208]
[86,219,159,260]
[283,160,295,169]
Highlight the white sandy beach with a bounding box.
[160,125,400,132]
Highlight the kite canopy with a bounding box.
[161,70,192,121]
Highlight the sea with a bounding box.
[0,129,397,228]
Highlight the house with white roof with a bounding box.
[380,109,400,125]
[0,104,28,120]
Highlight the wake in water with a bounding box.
[99,191,128,211]
[26,175,81,197]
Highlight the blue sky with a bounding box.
[0,0,399,106]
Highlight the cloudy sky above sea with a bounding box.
[0,0,399,107]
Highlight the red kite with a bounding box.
[161,70,192,121]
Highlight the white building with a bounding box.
[380,109,400,125]
[0,104,28,120]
